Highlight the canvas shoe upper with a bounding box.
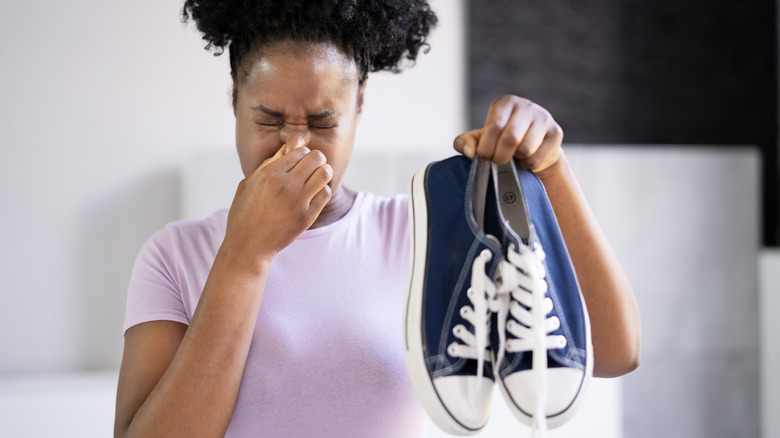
[484,160,593,433]
[404,155,502,435]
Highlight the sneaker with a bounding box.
[404,155,502,434]
[486,160,593,432]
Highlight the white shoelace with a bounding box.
[448,249,494,383]
[447,242,566,437]
[497,242,567,437]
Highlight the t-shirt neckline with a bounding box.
[296,191,367,239]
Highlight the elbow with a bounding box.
[593,346,641,378]
[592,329,642,378]
[620,313,643,375]
[616,340,641,375]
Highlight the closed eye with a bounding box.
[253,120,337,129]
[254,121,282,127]
[311,123,338,130]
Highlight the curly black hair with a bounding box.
[182,0,437,86]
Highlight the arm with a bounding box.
[454,95,641,377]
[535,152,641,377]
[115,140,332,437]
[115,255,270,438]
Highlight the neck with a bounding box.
[309,184,357,229]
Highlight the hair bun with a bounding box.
[182,0,437,83]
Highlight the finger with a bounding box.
[244,146,311,190]
[515,134,555,170]
[285,134,307,154]
[288,148,327,181]
[454,129,482,158]
[476,95,520,159]
[257,141,292,173]
[492,109,533,165]
[308,184,332,217]
[239,143,292,193]
[258,134,307,175]
[518,123,563,172]
[303,162,333,198]
[512,116,548,162]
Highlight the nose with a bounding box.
[279,123,311,150]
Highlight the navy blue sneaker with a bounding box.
[485,161,593,431]
[404,155,502,434]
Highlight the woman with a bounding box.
[114,1,641,437]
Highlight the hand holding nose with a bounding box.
[223,129,332,267]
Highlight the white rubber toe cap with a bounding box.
[503,367,585,417]
[432,375,494,431]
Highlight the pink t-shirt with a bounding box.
[124,192,426,437]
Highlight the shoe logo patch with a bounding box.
[503,191,516,204]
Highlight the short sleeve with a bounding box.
[123,227,190,333]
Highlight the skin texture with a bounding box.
[115,45,641,438]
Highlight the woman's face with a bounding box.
[234,41,363,196]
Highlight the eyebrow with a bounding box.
[251,105,338,121]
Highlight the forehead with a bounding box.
[243,42,358,91]
[239,41,359,111]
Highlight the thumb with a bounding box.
[454,129,482,159]
[257,140,290,173]
[285,135,306,154]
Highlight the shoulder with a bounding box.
[125,212,227,333]
[357,192,409,227]
[350,192,409,253]
[359,192,408,217]
[158,209,227,246]
[137,209,228,268]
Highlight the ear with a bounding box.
[231,74,238,116]
[356,83,366,118]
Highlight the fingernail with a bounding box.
[463,144,474,158]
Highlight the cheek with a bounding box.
[235,127,279,177]
[236,145,261,178]
[315,129,355,181]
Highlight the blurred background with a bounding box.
[0,0,777,437]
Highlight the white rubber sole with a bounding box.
[403,165,486,436]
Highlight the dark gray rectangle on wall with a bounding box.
[467,0,778,244]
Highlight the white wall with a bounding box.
[0,372,117,437]
[0,0,465,373]
[759,250,780,438]
[1,0,229,373]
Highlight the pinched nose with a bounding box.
[280,125,311,151]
